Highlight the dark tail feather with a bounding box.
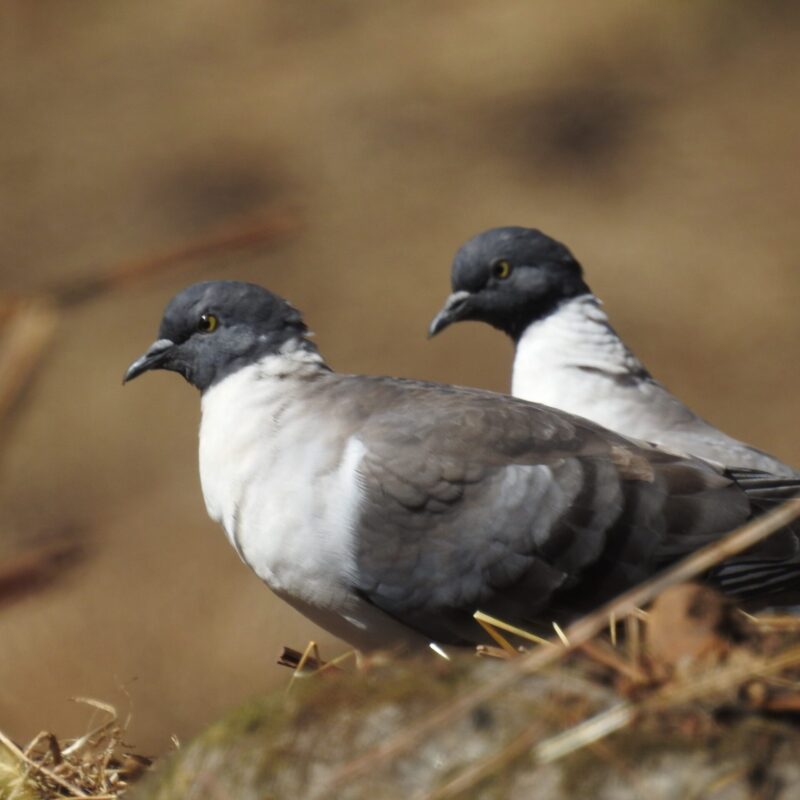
[728,469,800,502]
[713,560,800,600]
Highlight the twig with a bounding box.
[534,703,636,765]
[0,299,59,430]
[323,498,800,794]
[552,621,570,647]
[0,539,84,608]
[286,641,324,695]
[277,645,324,672]
[279,642,353,678]
[23,732,61,764]
[418,723,544,800]
[625,614,641,669]
[475,644,515,660]
[61,698,118,758]
[475,616,518,655]
[761,694,800,712]
[746,614,800,631]
[687,767,749,800]
[421,675,634,800]
[312,648,357,676]
[0,729,91,799]
[50,207,301,307]
[474,610,550,652]
[533,643,800,764]
[579,640,648,684]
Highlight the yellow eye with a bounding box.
[198,313,218,333]
[492,260,511,279]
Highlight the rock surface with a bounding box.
[132,653,800,800]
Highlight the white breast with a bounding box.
[198,359,364,615]
[511,295,656,432]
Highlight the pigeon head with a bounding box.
[429,227,589,342]
[124,281,315,391]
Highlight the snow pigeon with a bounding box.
[430,226,797,478]
[125,280,800,649]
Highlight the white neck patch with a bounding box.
[252,338,327,379]
[511,294,648,419]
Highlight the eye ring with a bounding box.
[492,260,512,280]
[197,313,218,333]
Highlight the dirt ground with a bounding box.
[0,1,798,754]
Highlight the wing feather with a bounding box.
[307,375,798,643]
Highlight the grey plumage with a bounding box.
[125,281,800,648]
[429,226,797,478]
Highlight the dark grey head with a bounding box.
[429,227,590,342]
[124,281,317,391]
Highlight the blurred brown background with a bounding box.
[0,1,798,754]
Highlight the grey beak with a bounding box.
[123,339,175,383]
[428,291,472,338]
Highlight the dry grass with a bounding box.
[415,607,800,799]
[4,508,800,798]
[0,699,151,799]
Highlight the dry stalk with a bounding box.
[578,640,648,684]
[0,538,84,608]
[285,640,324,695]
[747,614,800,631]
[625,613,641,669]
[420,675,644,800]
[0,728,91,798]
[0,695,148,799]
[534,703,636,765]
[475,615,518,655]
[277,646,323,671]
[475,644,515,660]
[323,498,800,794]
[648,643,800,710]
[686,766,750,800]
[609,611,617,647]
[0,298,59,429]
[417,723,544,800]
[312,648,358,676]
[50,207,301,308]
[552,621,570,647]
[533,643,800,764]
[474,610,551,651]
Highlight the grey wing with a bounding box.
[350,388,755,644]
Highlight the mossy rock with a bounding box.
[132,654,800,800]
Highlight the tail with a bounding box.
[711,469,800,602]
[728,468,800,501]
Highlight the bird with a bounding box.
[429,226,797,477]
[125,280,800,650]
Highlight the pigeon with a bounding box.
[125,280,800,649]
[429,226,797,477]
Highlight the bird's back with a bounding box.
[335,374,800,643]
[511,295,797,477]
